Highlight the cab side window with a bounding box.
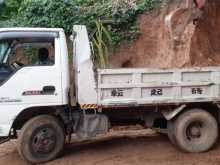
[9,43,55,66]
[0,41,55,85]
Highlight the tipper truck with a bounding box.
[0,25,219,163]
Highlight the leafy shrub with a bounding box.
[0,0,22,20]
[2,0,160,45]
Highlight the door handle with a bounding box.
[43,86,55,94]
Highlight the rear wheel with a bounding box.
[17,115,65,164]
[173,109,218,153]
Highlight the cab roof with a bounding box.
[0,27,64,33]
[0,28,64,41]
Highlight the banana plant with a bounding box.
[92,20,112,68]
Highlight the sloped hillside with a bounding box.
[110,0,220,68]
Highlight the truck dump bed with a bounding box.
[98,67,219,107]
[73,25,220,109]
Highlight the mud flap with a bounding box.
[76,111,109,139]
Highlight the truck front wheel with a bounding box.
[17,115,65,164]
[173,109,218,153]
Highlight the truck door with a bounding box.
[0,31,63,106]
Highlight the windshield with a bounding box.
[0,41,10,64]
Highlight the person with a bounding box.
[37,48,54,65]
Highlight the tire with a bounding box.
[17,115,65,164]
[167,120,176,145]
[173,109,218,153]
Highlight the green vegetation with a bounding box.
[92,20,112,68]
[0,0,160,44]
[0,0,160,67]
[0,0,22,25]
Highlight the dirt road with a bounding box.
[0,129,220,165]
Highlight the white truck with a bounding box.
[0,25,219,163]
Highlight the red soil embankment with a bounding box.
[109,0,220,69]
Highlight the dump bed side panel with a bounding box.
[98,68,220,107]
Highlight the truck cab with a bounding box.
[0,28,70,136]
